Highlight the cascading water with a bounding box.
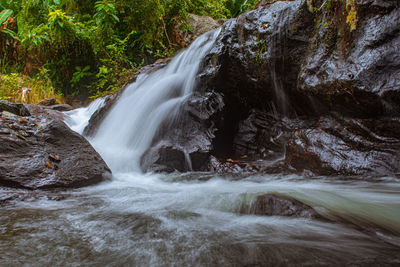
[87,29,221,173]
[2,28,400,267]
[64,97,105,134]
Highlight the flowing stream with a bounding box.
[1,30,400,266]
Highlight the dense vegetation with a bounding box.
[0,0,258,104]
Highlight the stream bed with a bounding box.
[1,172,400,266]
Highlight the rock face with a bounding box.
[38,98,57,106]
[298,0,400,117]
[84,0,400,176]
[141,91,225,172]
[0,102,111,190]
[285,116,400,176]
[246,193,322,219]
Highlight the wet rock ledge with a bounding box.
[0,100,111,191]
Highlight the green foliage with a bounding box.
[47,9,77,43]
[1,0,257,101]
[0,9,12,25]
[94,0,119,26]
[225,0,258,18]
[71,65,92,89]
[0,9,17,38]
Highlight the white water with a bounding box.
[4,28,399,266]
[64,97,105,134]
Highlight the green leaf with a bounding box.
[112,14,119,22]
[0,9,13,26]
[0,28,18,40]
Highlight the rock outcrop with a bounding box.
[84,0,400,177]
[0,102,111,190]
[143,0,400,176]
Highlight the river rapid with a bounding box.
[1,172,400,266]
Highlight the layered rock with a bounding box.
[141,91,224,172]
[0,102,111,190]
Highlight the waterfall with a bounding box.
[87,29,221,173]
[65,98,105,134]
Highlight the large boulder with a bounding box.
[285,116,400,176]
[0,106,111,190]
[193,0,399,175]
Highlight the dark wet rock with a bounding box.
[140,92,224,172]
[298,0,400,117]
[38,98,57,106]
[197,0,400,118]
[246,193,323,219]
[207,156,256,173]
[83,58,171,137]
[197,1,314,116]
[208,155,289,174]
[0,100,30,116]
[285,116,400,176]
[233,110,315,160]
[26,104,65,121]
[0,111,111,190]
[47,104,73,111]
[140,123,213,173]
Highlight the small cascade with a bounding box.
[269,7,290,115]
[65,98,105,134]
[88,29,221,173]
[183,149,193,172]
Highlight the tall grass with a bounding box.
[0,72,64,104]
